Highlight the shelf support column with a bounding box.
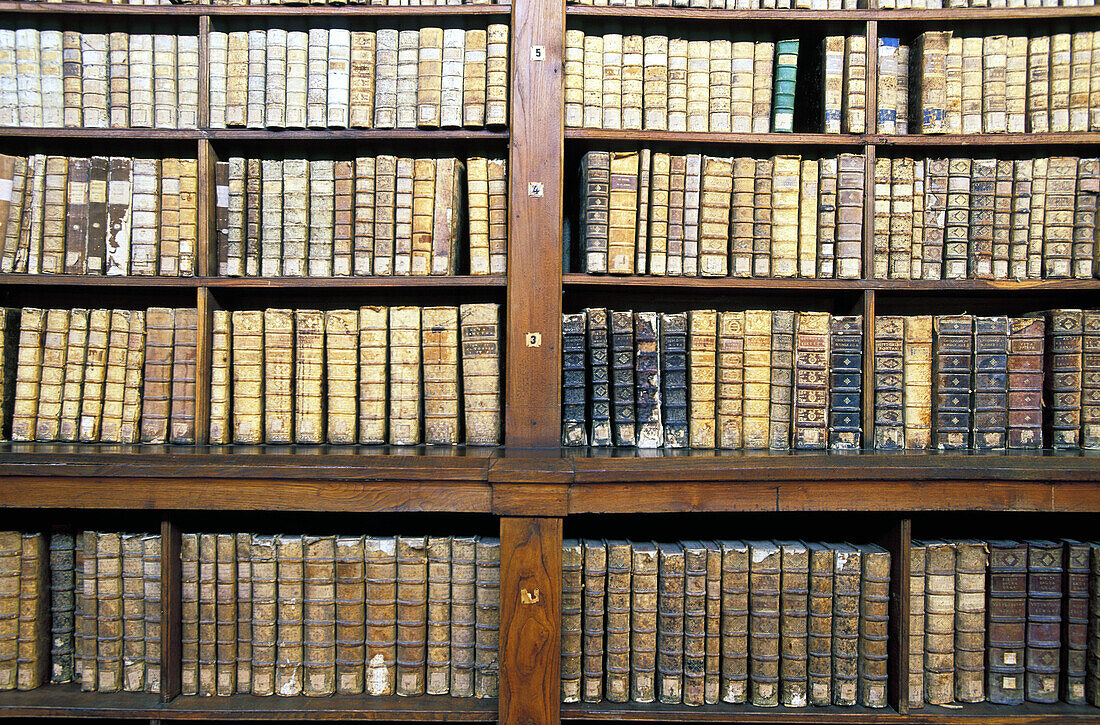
[505,0,565,445]
[499,517,562,725]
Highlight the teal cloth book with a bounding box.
[772,39,799,132]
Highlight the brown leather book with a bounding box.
[748,540,779,707]
[120,311,145,445]
[169,308,197,445]
[793,312,829,450]
[333,160,354,276]
[561,539,583,703]
[986,540,1025,705]
[768,311,794,450]
[142,534,161,694]
[85,156,108,274]
[49,528,76,686]
[450,536,476,697]
[1081,310,1100,449]
[923,540,955,705]
[0,531,19,691]
[605,540,631,703]
[858,543,890,708]
[718,541,748,703]
[657,541,685,704]
[140,307,174,444]
[1043,309,1084,448]
[275,535,304,697]
[1062,539,1089,704]
[972,316,1009,450]
[703,541,721,705]
[303,535,336,697]
[64,157,89,275]
[234,533,251,695]
[95,532,122,693]
[1025,540,1062,703]
[197,533,216,696]
[1006,317,1045,449]
[474,538,500,699]
[249,535,277,697]
[807,543,833,706]
[779,541,809,707]
[681,541,706,706]
[120,534,144,692]
[629,542,658,703]
[334,536,365,695]
[909,542,925,709]
[214,533,237,697]
[15,533,47,692]
[364,536,396,696]
[832,543,860,706]
[425,536,451,695]
[874,316,904,450]
[357,306,387,444]
[933,314,973,450]
[958,535,992,705]
[581,539,605,702]
[179,533,199,696]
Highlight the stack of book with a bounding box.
[561,539,892,708]
[208,25,509,130]
[0,154,198,277]
[0,26,200,129]
[572,151,864,278]
[820,36,868,134]
[909,539,1100,708]
[210,304,501,446]
[870,155,1099,280]
[179,533,500,698]
[872,311,1100,451]
[0,529,163,694]
[216,155,506,278]
[562,309,863,450]
[3,306,198,445]
[563,32,800,133]
[192,0,507,5]
[906,31,1100,135]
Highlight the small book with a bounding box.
[842,36,866,134]
[923,540,955,705]
[208,311,231,445]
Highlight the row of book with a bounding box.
[0,530,163,693]
[561,539,891,708]
[0,27,199,129]
[187,0,508,5]
[566,0,1094,7]
[210,305,501,446]
[903,31,1100,135]
[215,156,506,278]
[572,151,864,279]
[870,156,1100,281]
[909,539,1100,708]
[0,154,198,278]
[209,26,508,130]
[562,310,864,449]
[180,533,500,698]
[4,307,198,445]
[564,33,800,133]
[872,311,1100,451]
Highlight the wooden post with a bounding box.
[159,517,182,703]
[499,517,562,725]
[506,0,565,446]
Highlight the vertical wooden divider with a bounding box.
[887,517,912,715]
[500,517,562,725]
[505,0,565,446]
[195,139,217,445]
[861,289,876,445]
[159,517,182,703]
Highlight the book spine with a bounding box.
[779,542,809,706]
[609,310,636,447]
[792,311,829,449]
[954,540,987,703]
[889,158,914,279]
[168,308,196,445]
[421,307,460,445]
[748,541,779,706]
[274,536,304,696]
[770,155,800,278]
[459,303,501,446]
[836,153,864,279]
[660,311,688,447]
[334,536,365,695]
[657,542,685,703]
[750,158,771,278]
[230,310,263,444]
[608,152,639,274]
[364,536,397,696]
[605,541,632,702]
[355,306,385,444]
[1082,311,1100,449]
[822,36,843,133]
[874,316,904,450]
[688,310,717,449]
[832,544,861,706]
[902,315,932,450]
[842,36,866,134]
[562,312,588,445]
[215,534,237,696]
[1025,540,1062,703]
[909,544,926,708]
[716,311,744,449]
[473,538,499,698]
[561,540,583,702]
[1073,157,1098,279]
[325,309,358,444]
[307,160,335,277]
[719,542,748,703]
[635,311,662,448]
[858,545,890,708]
[303,536,336,696]
[933,314,973,450]
[248,536,276,697]
[972,316,1009,449]
[58,309,89,442]
[585,308,612,446]
[263,309,294,443]
[1045,308,1083,448]
[1062,540,1089,704]
[449,537,475,697]
[817,157,837,278]
[798,159,818,278]
[993,159,1014,280]
[208,310,230,445]
[828,315,861,449]
[1006,316,1044,448]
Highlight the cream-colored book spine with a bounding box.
[416,27,442,129]
[440,28,464,128]
[36,308,69,441]
[225,31,248,127]
[1027,157,1046,279]
[0,30,20,127]
[822,36,844,133]
[282,158,309,276]
[59,30,81,128]
[684,152,702,275]
[897,44,909,134]
[648,152,669,275]
[1049,33,1072,133]
[349,30,375,128]
[729,156,754,278]
[1091,32,1100,130]
[395,29,418,129]
[890,157,915,279]
[944,37,962,134]
[357,306,387,444]
[459,303,500,445]
[39,155,66,275]
[741,309,771,449]
[119,311,145,444]
[877,38,898,134]
[307,159,334,276]
[771,155,801,278]
[151,34,177,129]
[38,29,63,129]
[353,156,376,276]
[430,157,462,276]
[285,30,308,129]
[208,32,228,129]
[208,309,231,445]
[264,28,288,129]
[993,159,1013,280]
[259,160,282,276]
[326,309,358,444]
[333,160,354,276]
[842,36,866,134]
[99,309,130,444]
[686,39,709,132]
[836,153,864,280]
[393,157,414,275]
[261,309,293,446]
[157,158,180,277]
[1008,158,1032,280]
[422,306,459,444]
[708,39,732,134]
[81,33,109,129]
[289,309,322,444]
[178,159,196,277]
[601,32,623,130]
[57,308,88,442]
[226,158,245,276]
[688,309,717,449]
[643,35,667,130]
[667,38,688,132]
[798,159,818,278]
[307,28,329,129]
[911,160,925,279]
[463,29,488,128]
[729,40,752,133]
[389,306,421,444]
[485,24,508,127]
[177,34,199,129]
[374,29,398,129]
[608,151,639,275]
[1027,35,1050,133]
[983,36,1008,133]
[751,41,773,134]
[410,158,435,276]
[621,34,643,130]
[373,154,396,275]
[699,156,731,277]
[466,157,490,275]
[817,157,837,279]
[564,29,585,128]
[327,28,351,129]
[11,308,45,441]
[960,37,983,135]
[1006,36,1027,133]
[487,158,506,275]
[902,315,932,449]
[246,29,266,129]
[231,310,263,444]
[1069,32,1091,132]
[716,310,744,448]
[752,157,772,278]
[15,28,42,128]
[129,158,159,276]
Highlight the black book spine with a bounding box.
[660,312,688,448]
[610,310,636,447]
[586,308,612,446]
[829,315,862,450]
[972,316,1008,449]
[1025,540,1062,704]
[562,312,588,446]
[933,314,973,450]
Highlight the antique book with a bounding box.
[798,159,818,278]
[909,543,926,708]
[562,312,588,445]
[459,303,501,445]
[873,316,904,450]
[1062,540,1089,703]
[234,533,250,695]
[1044,309,1083,448]
[1006,316,1044,448]
[686,310,717,449]
[708,40,731,133]
[325,309,359,444]
[82,34,110,129]
[1049,34,1072,133]
[151,34,177,129]
[968,158,996,279]
[620,35,643,130]
[630,542,658,703]
[792,311,829,449]
[768,310,795,449]
[903,315,933,449]
[667,39,688,131]
[285,30,308,129]
[890,158,914,279]
[657,542,685,704]
[0,532,21,689]
[364,536,397,696]
[391,157,414,275]
[647,152,670,275]
[580,151,610,273]
[157,158,181,277]
[877,37,899,134]
[207,310,231,445]
[214,534,237,696]
[168,308,197,445]
[777,541,808,707]
[832,544,861,706]
[49,530,76,684]
[585,308,612,446]
[859,544,890,708]
[439,29,464,128]
[607,152,638,274]
[635,311,662,448]
[249,535,277,697]
[465,157,490,275]
[259,159,282,277]
[450,537,477,697]
[263,309,294,444]
[954,540,987,703]
[643,36,668,130]
[561,540,583,703]
[1082,311,1100,449]
[57,309,89,443]
[307,159,335,276]
[1025,540,1062,703]
[77,309,109,444]
[196,534,216,696]
[752,42,774,133]
[715,311,744,449]
[64,157,89,275]
[605,540,632,702]
[373,154,397,275]
[486,159,507,275]
[685,40,708,132]
[972,316,1009,449]
[373,30,398,129]
[806,543,833,706]
[821,37,844,133]
[747,541,780,707]
[128,158,159,275]
[750,158,771,278]
[34,308,69,441]
[84,157,108,274]
[944,157,970,280]
[423,537,451,695]
[387,306,421,444]
[474,538,500,698]
[15,532,48,691]
[281,158,309,277]
[828,314,861,450]
[1090,543,1100,705]
[11,308,45,441]
[660,312,688,447]
[484,25,508,128]
[180,167,199,272]
[230,310,263,444]
[1044,156,1077,279]
[581,540,606,702]
[991,159,1013,280]
[225,158,245,276]
[460,29,487,128]
[224,31,248,128]
[80,530,97,692]
[933,314,973,450]
[303,536,336,696]
[1006,36,1028,133]
[667,155,686,276]
[872,158,892,279]
[609,310,636,446]
[349,31,376,128]
[703,541,722,705]
[326,28,351,128]
[842,36,866,134]
[923,540,955,705]
[836,154,864,279]
[119,312,145,445]
[105,157,132,276]
[923,158,948,279]
[911,161,925,279]
[307,28,331,129]
[352,156,376,275]
[986,540,1026,704]
[177,35,200,129]
[677,542,705,706]
[740,310,770,449]
[771,155,800,278]
[1073,158,1099,280]
[208,32,228,129]
[409,158,434,276]
[95,532,123,692]
[275,535,305,696]
[897,44,910,134]
[334,536,366,695]
[422,307,460,444]
[430,157,462,276]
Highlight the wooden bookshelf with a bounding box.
[0,0,1098,723]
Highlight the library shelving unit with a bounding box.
[0,0,1099,722]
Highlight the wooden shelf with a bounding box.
[562,274,1100,291]
[0,0,509,14]
[200,274,507,288]
[566,129,863,145]
[0,684,497,721]
[0,273,200,287]
[566,3,1100,19]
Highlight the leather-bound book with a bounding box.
[450,537,477,697]
[630,542,658,703]
[903,315,933,450]
[95,532,123,692]
[748,541,780,707]
[275,535,305,697]
[325,310,359,444]
[35,308,69,442]
[474,538,500,698]
[858,544,890,708]
[1043,309,1083,448]
[1087,542,1100,706]
[817,157,838,278]
[180,533,199,696]
[364,536,396,696]
[0,532,19,691]
[1025,540,1061,703]
[1006,317,1044,448]
[58,309,89,443]
[986,540,1026,705]
[561,539,583,703]
[562,312,587,446]
[354,306,386,444]
[798,159,818,279]
[703,541,721,704]
[11,308,45,441]
[657,542,685,704]
[972,316,1008,450]
[751,158,771,278]
[968,158,996,280]
[699,156,731,277]
[306,160,334,277]
[409,158,434,276]
[660,312,688,447]
[78,309,109,444]
[80,531,97,692]
[874,316,904,450]
[807,542,833,706]
[581,539,606,702]
[719,541,749,703]
[769,310,795,449]
[1062,539,1089,704]
[235,534,251,694]
[1043,157,1076,278]
[608,152,639,274]
[334,536,365,695]
[484,25,508,128]
[954,540,986,703]
[832,543,861,706]
[158,158,180,277]
[770,155,800,277]
[85,156,108,274]
[249,535,277,697]
[605,540,632,702]
[909,543,925,708]
[49,529,76,684]
[230,310,263,444]
[396,536,428,696]
[835,154,864,279]
[609,310,636,447]
[169,308,197,445]
[933,314,973,450]
[430,158,462,276]
[716,311,744,449]
[793,312,829,449]
[463,30,488,129]
[741,310,771,449]
[303,536,336,696]
[215,534,237,696]
[682,541,707,705]
[140,307,174,444]
[1082,311,1100,449]
[729,157,753,278]
[0,308,17,440]
[459,303,501,446]
[923,540,954,705]
[120,534,144,692]
[422,307,460,445]
[635,312,663,448]
[779,541,809,706]
[142,534,161,694]
[829,315,861,449]
[197,534,216,696]
[208,310,231,445]
[585,308,612,446]
[688,310,717,449]
[16,533,47,691]
[425,536,451,695]
[580,151,610,274]
[179,159,200,276]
